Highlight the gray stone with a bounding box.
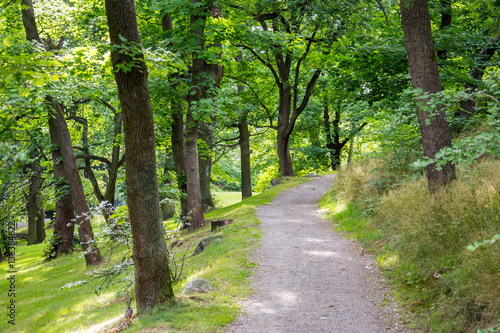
[182,278,212,294]
[270,178,282,186]
[192,236,221,256]
[304,173,320,177]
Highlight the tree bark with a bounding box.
[185,0,211,230]
[170,94,189,219]
[48,122,75,256]
[104,0,174,310]
[239,119,252,199]
[48,98,103,265]
[198,121,215,209]
[236,73,252,200]
[26,149,45,245]
[400,0,456,192]
[21,0,41,43]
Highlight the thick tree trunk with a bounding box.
[104,0,174,310]
[48,112,76,258]
[48,99,103,265]
[400,0,456,192]
[26,150,45,245]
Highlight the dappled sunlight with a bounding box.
[303,250,339,258]
[73,315,122,333]
[334,201,348,214]
[250,301,277,314]
[303,237,328,243]
[273,289,298,305]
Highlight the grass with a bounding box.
[212,191,243,208]
[0,177,309,333]
[321,160,500,332]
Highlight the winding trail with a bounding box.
[227,174,409,333]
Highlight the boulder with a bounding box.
[192,236,221,256]
[182,278,212,294]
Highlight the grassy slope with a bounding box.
[320,161,500,333]
[0,177,309,333]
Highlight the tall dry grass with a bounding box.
[330,160,500,332]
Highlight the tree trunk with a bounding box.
[237,82,252,200]
[184,0,210,230]
[170,96,188,219]
[104,0,174,311]
[48,109,75,257]
[400,0,456,192]
[27,150,45,245]
[21,0,41,43]
[48,99,103,265]
[162,16,188,219]
[239,119,252,199]
[185,112,204,229]
[277,84,295,177]
[198,121,215,209]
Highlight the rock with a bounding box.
[182,278,212,294]
[304,173,320,177]
[210,219,232,232]
[270,178,282,186]
[192,236,221,256]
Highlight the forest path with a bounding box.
[226,174,409,333]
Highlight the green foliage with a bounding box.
[41,235,62,261]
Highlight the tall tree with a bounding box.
[104,0,175,310]
[231,0,349,176]
[400,0,456,192]
[20,0,99,262]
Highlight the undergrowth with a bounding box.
[322,159,500,332]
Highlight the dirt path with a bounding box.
[227,174,410,333]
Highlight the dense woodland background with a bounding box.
[0,0,499,332]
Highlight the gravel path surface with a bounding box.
[227,174,410,333]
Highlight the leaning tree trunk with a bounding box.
[104,0,175,311]
[48,123,75,256]
[400,0,456,192]
[48,99,103,266]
